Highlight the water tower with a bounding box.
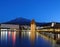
[30,19,36,32]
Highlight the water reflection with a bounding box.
[1,31,7,41]
[30,31,35,47]
[0,30,60,47]
[8,31,11,39]
[12,31,16,45]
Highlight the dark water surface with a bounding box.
[0,31,60,47]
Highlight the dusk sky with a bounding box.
[0,0,60,23]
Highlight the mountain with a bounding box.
[3,17,31,25]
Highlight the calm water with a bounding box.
[0,31,60,47]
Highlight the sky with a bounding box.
[0,0,60,23]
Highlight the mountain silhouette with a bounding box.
[3,17,31,25]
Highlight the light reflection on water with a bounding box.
[0,30,60,47]
[1,31,7,41]
[12,31,16,45]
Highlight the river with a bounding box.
[0,31,60,47]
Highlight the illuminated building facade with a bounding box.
[0,24,19,31]
[31,19,36,32]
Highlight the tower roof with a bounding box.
[31,19,35,24]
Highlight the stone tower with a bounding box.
[31,19,36,32]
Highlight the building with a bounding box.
[0,24,19,31]
[31,19,36,32]
[39,22,60,32]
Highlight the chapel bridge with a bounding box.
[30,20,60,44]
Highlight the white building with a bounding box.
[0,24,19,31]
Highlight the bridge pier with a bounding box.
[54,34,58,40]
